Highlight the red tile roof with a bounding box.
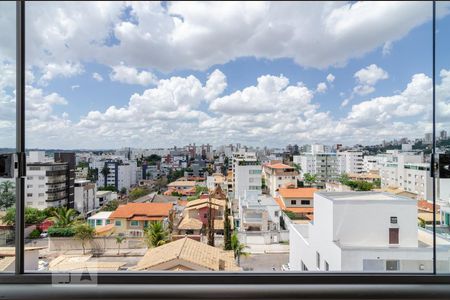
[266,163,293,169]
[279,187,317,198]
[109,203,173,220]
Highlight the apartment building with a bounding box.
[25,151,73,209]
[262,161,298,197]
[337,151,363,174]
[232,150,262,199]
[379,151,431,200]
[91,159,137,192]
[289,191,450,272]
[293,152,338,188]
[74,179,97,216]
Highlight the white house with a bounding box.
[87,211,113,228]
[289,191,450,272]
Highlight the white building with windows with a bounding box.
[289,192,450,272]
[232,151,262,199]
[74,179,97,216]
[262,161,298,197]
[337,151,363,174]
[293,151,338,188]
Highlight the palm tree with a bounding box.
[100,165,110,187]
[74,223,95,255]
[231,232,249,266]
[293,163,302,173]
[144,221,169,248]
[115,235,126,255]
[49,207,77,227]
[0,181,14,193]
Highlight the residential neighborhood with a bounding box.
[1,135,450,273]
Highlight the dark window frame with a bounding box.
[2,2,449,297]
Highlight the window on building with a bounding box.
[390,216,398,224]
[389,228,399,244]
[26,193,32,197]
[96,219,103,226]
[386,260,400,271]
[301,200,310,205]
[291,200,297,205]
[115,220,122,226]
[130,220,140,227]
[316,252,321,269]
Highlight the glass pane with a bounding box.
[0,1,16,273]
[435,1,450,273]
[23,1,438,275]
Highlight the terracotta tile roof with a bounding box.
[279,187,317,199]
[186,198,226,209]
[109,203,173,219]
[131,237,239,271]
[167,181,197,187]
[178,217,203,230]
[49,255,126,272]
[177,200,188,207]
[130,216,163,221]
[266,163,293,169]
[418,200,440,212]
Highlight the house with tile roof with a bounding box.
[164,180,197,196]
[109,202,173,237]
[262,161,299,197]
[131,237,240,271]
[276,187,317,220]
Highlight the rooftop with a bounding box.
[88,211,112,220]
[279,187,317,199]
[167,181,197,187]
[265,163,293,170]
[109,202,173,219]
[317,191,416,203]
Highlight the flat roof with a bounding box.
[96,190,112,196]
[88,211,112,220]
[316,191,416,202]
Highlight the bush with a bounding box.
[29,229,41,239]
[48,226,75,237]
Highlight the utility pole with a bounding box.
[207,192,215,246]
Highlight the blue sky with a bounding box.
[1,1,450,149]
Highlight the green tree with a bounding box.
[101,199,119,211]
[49,207,78,227]
[129,187,150,200]
[98,185,117,192]
[0,181,15,210]
[86,167,98,182]
[115,235,126,255]
[144,221,169,248]
[100,165,110,187]
[303,173,317,187]
[120,187,127,195]
[74,223,95,255]
[293,163,302,173]
[223,206,232,250]
[144,154,161,166]
[2,207,47,225]
[338,173,350,185]
[231,231,249,266]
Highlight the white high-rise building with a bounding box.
[74,179,97,216]
[232,150,262,199]
[293,151,338,187]
[289,191,449,272]
[337,151,363,174]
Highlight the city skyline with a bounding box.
[0,2,450,149]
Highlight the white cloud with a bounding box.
[353,64,388,95]
[326,73,335,83]
[109,63,157,86]
[38,61,84,85]
[341,99,350,107]
[316,82,327,93]
[92,72,104,82]
[382,41,393,56]
[71,85,80,90]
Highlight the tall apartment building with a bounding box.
[232,150,262,199]
[293,148,338,188]
[54,152,76,208]
[262,161,298,197]
[74,179,97,216]
[25,151,73,209]
[337,151,363,174]
[363,155,389,172]
[379,151,431,200]
[289,191,448,272]
[91,159,137,192]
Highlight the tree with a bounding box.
[101,199,119,212]
[49,207,77,227]
[100,165,110,187]
[0,181,15,210]
[231,231,249,266]
[223,205,232,250]
[115,235,126,255]
[303,173,317,187]
[129,187,150,200]
[293,163,302,173]
[144,221,169,248]
[87,167,98,182]
[206,194,215,247]
[74,223,95,255]
[2,207,47,226]
[120,187,127,196]
[98,185,117,192]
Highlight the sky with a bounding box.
[1,1,450,149]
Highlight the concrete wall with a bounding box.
[48,237,146,251]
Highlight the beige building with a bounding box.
[263,161,299,197]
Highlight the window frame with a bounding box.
[3,1,449,294]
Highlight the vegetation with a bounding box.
[77,161,89,169]
[144,154,161,166]
[0,181,15,210]
[86,167,98,182]
[418,218,426,228]
[129,187,150,200]
[2,207,48,225]
[303,173,317,187]
[231,231,249,266]
[223,206,232,250]
[167,168,188,183]
[98,185,117,192]
[339,173,374,191]
[293,163,302,173]
[100,165,110,187]
[144,221,169,248]
[153,176,168,192]
[48,226,75,237]
[48,207,78,227]
[120,187,127,195]
[73,223,95,255]
[171,191,183,197]
[115,235,126,255]
[29,229,41,239]
[100,199,120,212]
